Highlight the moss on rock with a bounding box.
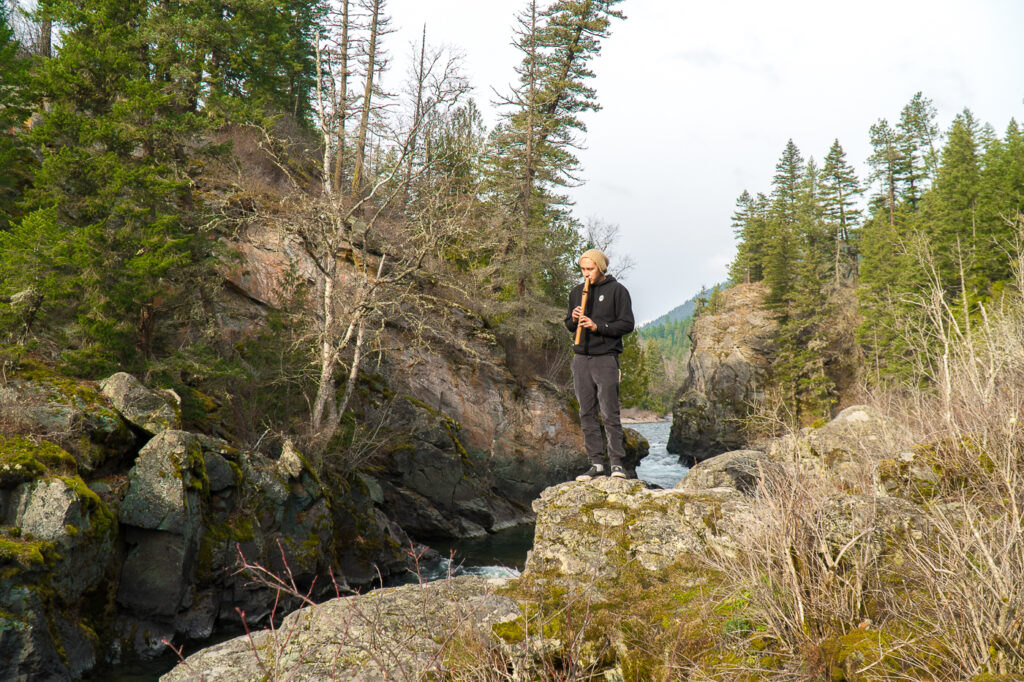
[0,437,77,487]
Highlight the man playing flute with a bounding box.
[563,249,635,481]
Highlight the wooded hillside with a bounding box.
[0,0,627,447]
[728,92,1024,423]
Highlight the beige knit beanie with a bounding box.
[579,249,609,274]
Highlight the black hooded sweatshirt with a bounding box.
[563,275,635,356]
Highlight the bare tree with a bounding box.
[350,0,392,197]
[299,33,471,447]
[582,216,635,279]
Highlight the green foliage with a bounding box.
[859,104,1024,384]
[0,6,31,232]
[0,0,329,378]
[619,333,665,411]
[727,136,863,420]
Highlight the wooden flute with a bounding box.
[574,277,591,346]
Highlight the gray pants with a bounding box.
[571,354,624,466]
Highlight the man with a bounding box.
[564,249,635,481]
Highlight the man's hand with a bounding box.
[572,305,583,322]
[578,315,597,332]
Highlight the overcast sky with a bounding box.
[382,0,1024,323]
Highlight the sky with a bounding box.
[382,0,1024,324]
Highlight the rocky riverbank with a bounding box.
[164,403,965,680]
[0,358,651,680]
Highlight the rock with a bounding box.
[118,528,194,617]
[238,451,288,510]
[383,321,584,509]
[675,449,781,496]
[57,618,97,679]
[116,431,206,629]
[8,477,82,542]
[765,404,900,492]
[0,587,68,682]
[114,615,177,660]
[7,476,116,602]
[0,378,135,474]
[119,431,204,535]
[204,452,235,492]
[174,588,220,640]
[162,576,519,682]
[805,404,893,462]
[525,477,757,577]
[668,283,778,463]
[393,441,463,505]
[220,221,594,538]
[357,473,384,505]
[100,372,181,434]
[276,439,305,479]
[381,482,464,538]
[622,426,647,477]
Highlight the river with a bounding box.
[404,420,689,582]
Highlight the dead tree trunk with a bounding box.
[351,0,382,197]
[404,24,428,203]
[333,0,351,193]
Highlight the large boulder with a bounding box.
[0,469,117,681]
[676,449,781,496]
[525,476,758,578]
[766,404,901,493]
[0,378,135,474]
[119,430,204,534]
[7,476,116,602]
[668,283,777,463]
[117,431,205,621]
[162,576,519,682]
[100,372,181,434]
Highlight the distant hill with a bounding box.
[640,283,727,330]
[639,296,699,331]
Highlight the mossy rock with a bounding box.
[0,437,77,488]
[1,368,135,473]
[0,531,56,568]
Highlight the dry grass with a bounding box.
[710,228,1024,679]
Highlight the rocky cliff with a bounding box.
[667,282,777,463]
[0,370,411,680]
[221,221,588,536]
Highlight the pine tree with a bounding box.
[0,6,31,231]
[486,0,625,300]
[868,119,902,228]
[151,0,325,120]
[918,109,982,292]
[896,92,940,210]
[0,0,205,373]
[820,139,863,281]
[970,120,1024,289]
[619,332,651,408]
[728,190,755,283]
[763,140,804,307]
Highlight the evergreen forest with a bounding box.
[728,92,1024,423]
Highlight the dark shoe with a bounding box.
[575,464,606,482]
[610,465,627,479]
